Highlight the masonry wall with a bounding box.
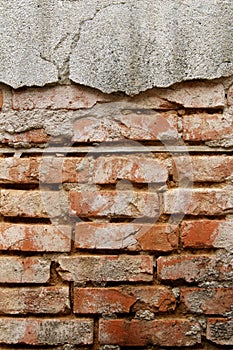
[0,77,233,349]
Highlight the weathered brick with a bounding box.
[12,84,110,110]
[130,88,178,109]
[0,223,71,252]
[183,113,233,141]
[70,191,159,218]
[0,157,89,184]
[125,286,176,313]
[92,156,168,184]
[73,286,175,314]
[1,129,49,145]
[157,255,233,283]
[0,190,65,218]
[99,319,201,346]
[173,155,233,183]
[0,286,70,314]
[164,188,233,215]
[72,111,178,142]
[181,288,233,316]
[0,319,93,345]
[156,81,225,108]
[207,318,233,345]
[57,255,153,283]
[0,257,50,283]
[181,220,233,250]
[75,222,178,252]
[73,288,136,314]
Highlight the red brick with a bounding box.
[75,222,178,252]
[1,129,49,145]
[0,223,71,252]
[125,286,176,313]
[181,288,233,316]
[70,191,159,218]
[0,190,65,218]
[0,157,89,184]
[173,155,233,183]
[72,111,178,142]
[181,220,233,250]
[207,318,233,345]
[164,188,233,215]
[156,81,225,108]
[73,286,176,314]
[130,88,178,109]
[73,288,136,314]
[0,318,93,345]
[183,113,233,141]
[57,255,153,283]
[0,257,50,283]
[99,319,201,346]
[157,255,233,283]
[12,84,110,110]
[92,156,168,184]
[0,286,70,314]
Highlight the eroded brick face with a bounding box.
[1,79,233,348]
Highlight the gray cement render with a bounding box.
[0,0,233,95]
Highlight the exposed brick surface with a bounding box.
[0,319,93,345]
[92,155,168,184]
[1,129,49,145]
[181,288,233,316]
[75,222,178,251]
[57,255,153,282]
[183,113,233,141]
[72,111,178,142]
[99,319,201,346]
[164,188,233,215]
[0,79,233,348]
[157,255,233,283]
[0,287,70,314]
[74,286,176,314]
[12,85,110,110]
[0,223,71,252]
[181,220,233,250]
[0,190,64,218]
[70,191,159,218]
[207,318,233,345]
[0,257,50,283]
[173,155,233,183]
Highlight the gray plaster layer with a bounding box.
[0,0,233,94]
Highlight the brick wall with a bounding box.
[0,78,233,349]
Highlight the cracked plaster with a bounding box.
[0,0,233,94]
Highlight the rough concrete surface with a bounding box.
[0,0,233,94]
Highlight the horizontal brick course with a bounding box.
[99,319,201,346]
[0,223,71,252]
[0,318,93,345]
[75,222,178,251]
[57,255,153,283]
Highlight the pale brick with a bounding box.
[57,255,153,283]
[0,319,93,345]
[12,85,110,110]
[0,223,71,252]
[75,222,178,252]
[0,287,70,314]
[0,257,50,283]
[70,191,159,218]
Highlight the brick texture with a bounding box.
[0,79,233,348]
